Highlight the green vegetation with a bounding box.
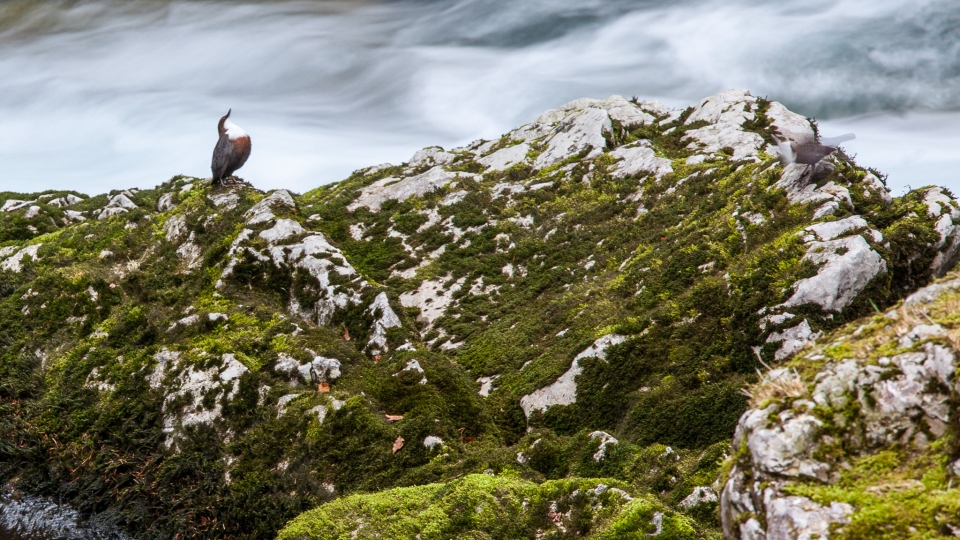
[278,473,701,540]
[0,94,957,538]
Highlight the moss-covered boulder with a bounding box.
[0,89,959,538]
[721,275,960,539]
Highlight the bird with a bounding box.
[211,109,251,185]
[777,133,855,166]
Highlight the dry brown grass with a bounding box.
[740,367,808,408]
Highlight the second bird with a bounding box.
[211,109,251,185]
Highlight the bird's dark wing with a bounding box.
[211,134,235,181]
[793,144,837,165]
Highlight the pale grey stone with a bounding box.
[533,108,612,169]
[97,193,138,220]
[245,190,295,225]
[367,292,401,353]
[399,275,465,330]
[163,214,187,242]
[609,141,673,179]
[679,487,718,509]
[208,191,240,210]
[904,278,960,306]
[520,334,626,417]
[766,319,820,361]
[478,143,530,171]
[407,147,455,169]
[157,193,175,212]
[782,235,886,312]
[803,216,869,242]
[765,494,852,540]
[276,394,302,418]
[0,244,41,273]
[588,431,618,461]
[259,218,304,243]
[349,167,475,212]
[477,375,499,397]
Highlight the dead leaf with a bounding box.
[343,324,351,341]
[318,382,330,393]
[385,414,403,422]
[392,436,404,453]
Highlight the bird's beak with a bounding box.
[226,108,231,118]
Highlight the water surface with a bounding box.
[0,0,958,195]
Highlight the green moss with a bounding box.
[279,473,697,540]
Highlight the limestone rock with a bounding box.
[520,334,626,417]
[349,167,476,212]
[478,143,530,171]
[533,108,612,169]
[97,193,138,220]
[782,235,886,312]
[608,141,673,179]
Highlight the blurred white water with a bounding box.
[0,0,958,195]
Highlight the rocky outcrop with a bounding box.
[722,277,960,539]
[4,90,960,540]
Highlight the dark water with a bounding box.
[0,491,127,540]
[0,1,957,194]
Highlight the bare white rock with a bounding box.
[97,193,138,220]
[276,394,303,418]
[478,143,530,171]
[477,375,500,397]
[208,191,240,211]
[609,141,673,179]
[408,147,455,169]
[176,234,204,270]
[160,353,248,448]
[679,487,718,509]
[423,436,444,449]
[765,101,816,144]
[1,199,35,212]
[399,275,465,330]
[766,319,821,361]
[765,495,852,540]
[588,431,618,461]
[1,244,42,273]
[64,210,86,222]
[367,292,402,354]
[297,357,342,384]
[904,278,960,306]
[163,214,188,242]
[533,108,612,170]
[274,353,300,378]
[782,235,886,312]
[260,218,305,243]
[802,216,869,242]
[245,190,296,225]
[349,167,477,212]
[157,193,175,212]
[683,89,769,161]
[520,334,626,417]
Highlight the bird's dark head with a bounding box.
[218,109,232,137]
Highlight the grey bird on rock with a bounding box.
[777,133,855,166]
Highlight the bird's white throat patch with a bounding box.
[224,118,247,139]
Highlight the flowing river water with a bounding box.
[0,0,959,195]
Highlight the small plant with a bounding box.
[740,364,807,407]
